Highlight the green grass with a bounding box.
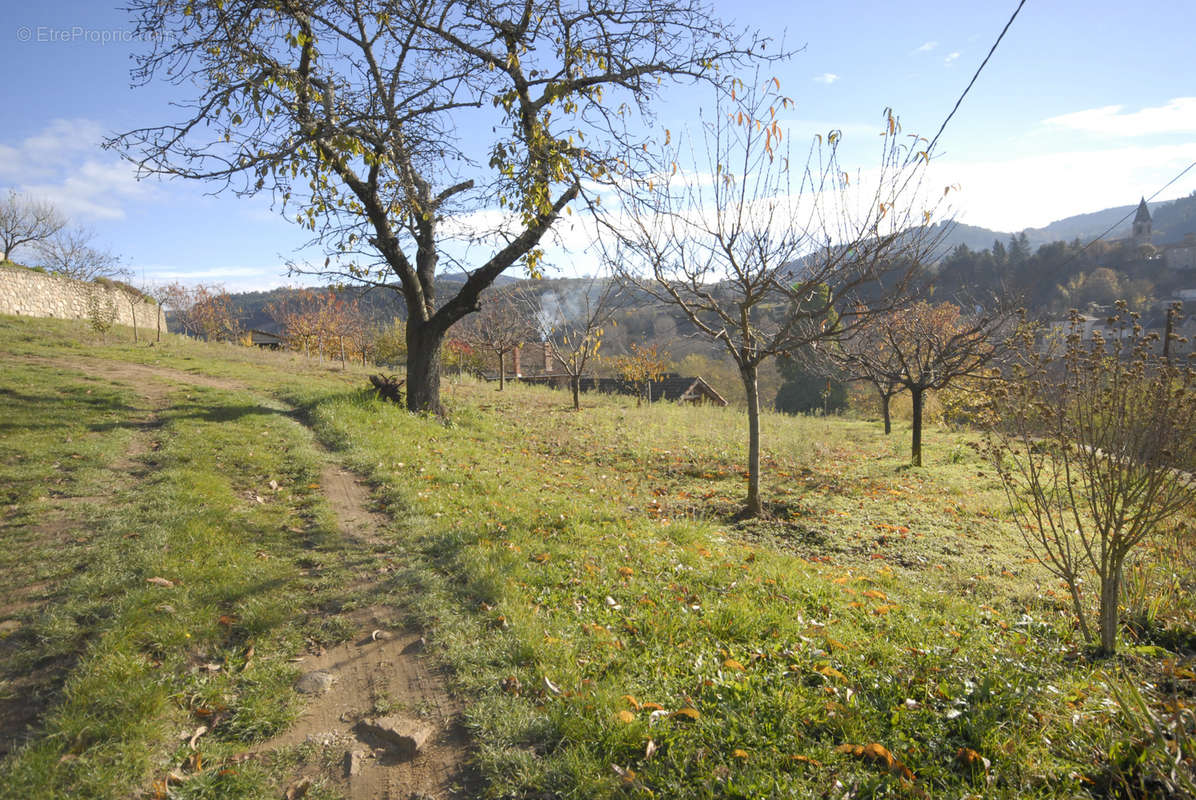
[0,327,365,798]
[2,314,1194,799]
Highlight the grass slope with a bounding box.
[1,314,1193,799]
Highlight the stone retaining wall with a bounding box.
[0,264,167,333]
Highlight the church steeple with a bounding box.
[1132,197,1152,246]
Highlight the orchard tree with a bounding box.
[612,342,671,405]
[110,0,771,413]
[829,310,903,434]
[989,305,1196,655]
[539,277,622,410]
[839,301,1009,466]
[457,287,537,389]
[616,77,946,515]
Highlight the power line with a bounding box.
[1069,159,1196,258]
[926,0,1028,156]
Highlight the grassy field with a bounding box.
[1,315,1194,799]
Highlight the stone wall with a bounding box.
[0,264,167,334]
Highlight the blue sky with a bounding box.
[2,0,1194,289]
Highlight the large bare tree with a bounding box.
[615,77,946,514]
[35,226,123,282]
[0,190,65,265]
[109,0,770,413]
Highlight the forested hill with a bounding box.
[225,193,1196,331]
[937,192,1196,252]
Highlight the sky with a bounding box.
[1,0,1194,290]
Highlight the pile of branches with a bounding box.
[368,374,404,404]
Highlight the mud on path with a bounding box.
[258,465,475,799]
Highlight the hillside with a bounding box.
[1,314,1194,799]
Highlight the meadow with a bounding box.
[0,315,1193,799]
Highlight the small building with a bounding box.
[511,373,728,406]
[248,328,286,349]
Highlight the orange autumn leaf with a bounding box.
[671,707,700,721]
[618,566,634,577]
[816,664,847,681]
[732,748,749,760]
[862,590,888,601]
[791,754,822,766]
[622,694,641,710]
[616,710,636,724]
[641,702,665,712]
[723,658,746,672]
[837,742,914,781]
[532,552,550,563]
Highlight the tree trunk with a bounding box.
[742,363,762,516]
[881,392,892,435]
[571,374,580,410]
[911,387,924,466]
[155,304,162,342]
[405,320,446,414]
[498,351,506,390]
[131,302,139,343]
[1098,566,1122,656]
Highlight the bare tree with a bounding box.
[457,287,537,390]
[0,190,66,265]
[539,277,621,410]
[36,226,122,281]
[836,301,1010,465]
[109,0,771,414]
[988,305,1196,655]
[615,78,946,514]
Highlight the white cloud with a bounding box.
[1043,97,1196,137]
[0,118,149,220]
[813,73,839,85]
[944,52,961,65]
[926,142,1196,231]
[915,41,938,53]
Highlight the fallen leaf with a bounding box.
[641,702,664,712]
[616,710,636,724]
[838,742,914,781]
[670,707,700,721]
[188,725,208,749]
[283,777,311,799]
[723,658,746,672]
[622,694,641,710]
[146,577,174,588]
[791,754,822,766]
[732,748,749,760]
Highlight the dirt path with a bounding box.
[261,465,475,799]
[4,354,475,796]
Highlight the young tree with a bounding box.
[85,287,119,343]
[612,342,671,406]
[539,277,621,411]
[829,312,903,434]
[0,190,65,264]
[36,226,122,281]
[988,305,1196,655]
[838,301,1009,466]
[110,0,770,413]
[616,78,945,514]
[457,287,537,390]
